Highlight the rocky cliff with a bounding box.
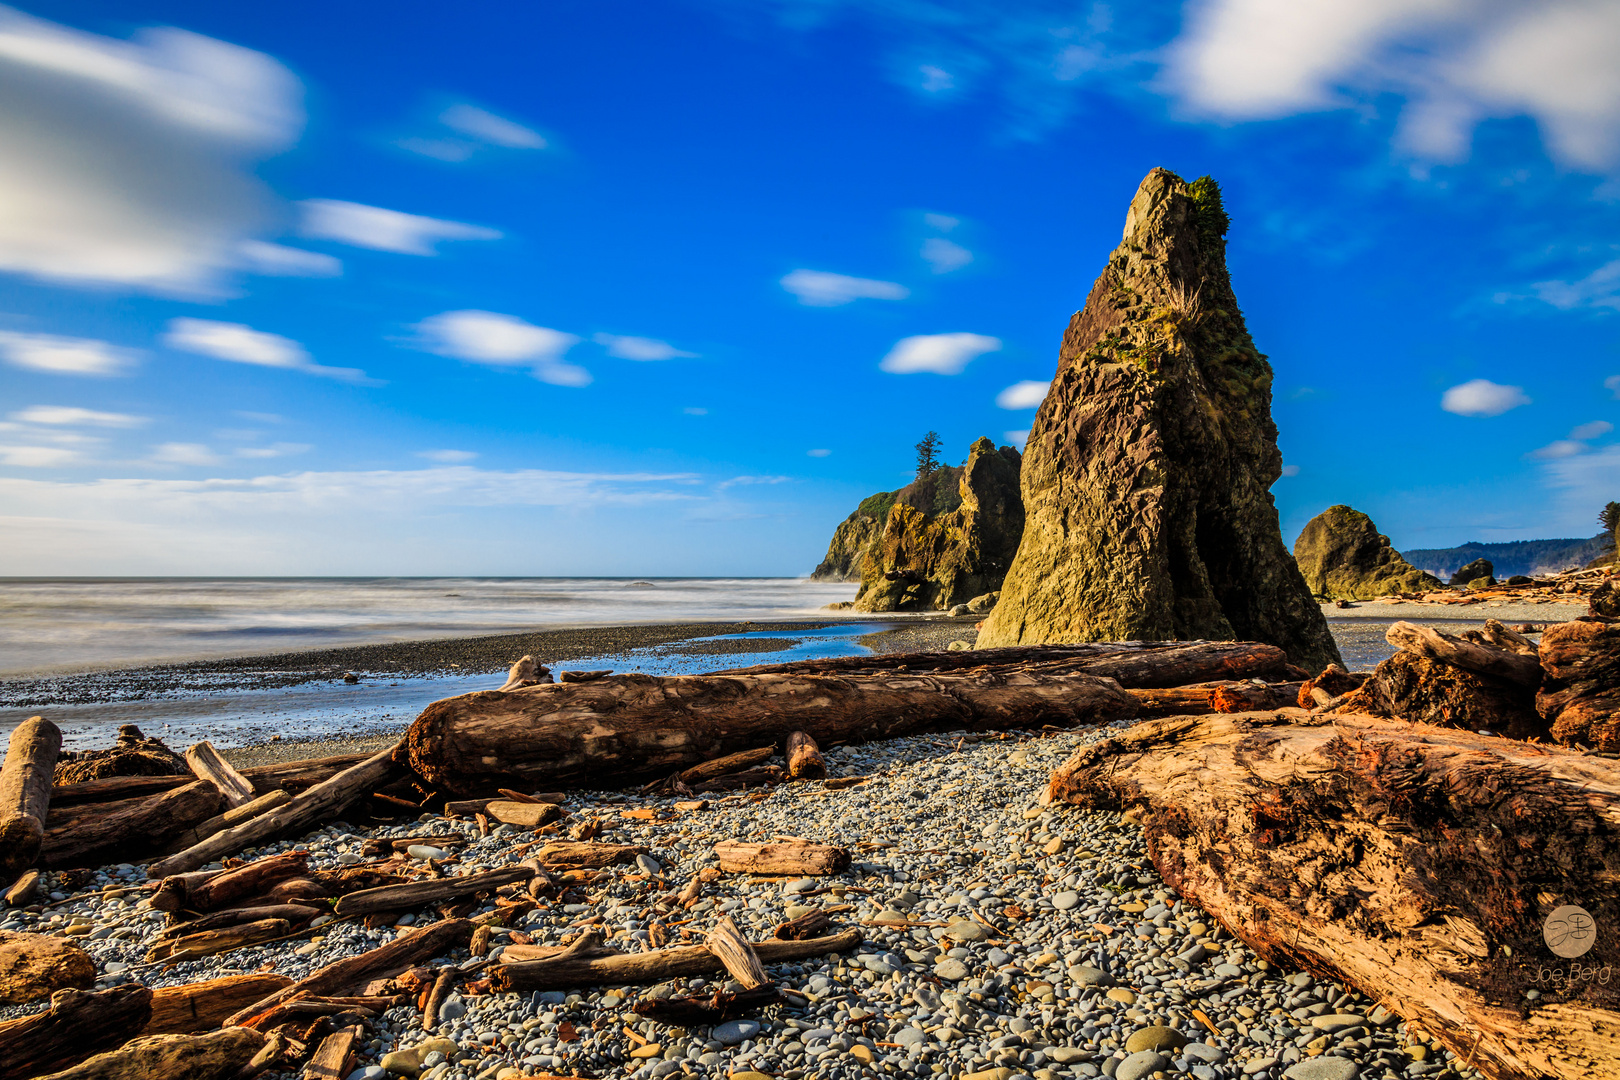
[1293,505,1442,600]
[977,168,1341,673]
[811,438,1023,612]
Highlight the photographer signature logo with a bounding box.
[1544,904,1597,959]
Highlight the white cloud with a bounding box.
[1165,0,1620,170]
[12,405,144,427]
[1004,429,1030,449]
[411,310,589,387]
[235,410,284,424]
[1440,378,1530,417]
[150,442,220,466]
[780,269,910,307]
[880,332,1002,375]
[921,237,973,274]
[593,333,698,361]
[717,475,792,491]
[1543,444,1620,526]
[918,64,955,94]
[1280,464,1301,477]
[0,444,81,466]
[1533,258,1620,311]
[418,449,478,463]
[0,331,138,376]
[298,199,501,255]
[1608,374,1620,399]
[440,104,546,149]
[995,379,1050,409]
[807,448,832,457]
[164,317,372,383]
[1571,420,1614,441]
[923,213,960,232]
[235,442,309,459]
[1529,439,1586,460]
[0,7,301,295]
[237,240,341,278]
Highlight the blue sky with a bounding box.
[0,0,1617,576]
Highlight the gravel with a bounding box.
[2,725,1484,1080]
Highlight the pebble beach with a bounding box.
[4,721,1479,1080]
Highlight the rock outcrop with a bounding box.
[812,438,1024,612]
[1293,504,1441,600]
[1450,557,1494,587]
[977,168,1341,673]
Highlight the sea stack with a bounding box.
[1294,504,1442,600]
[977,168,1341,672]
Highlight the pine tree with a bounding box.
[914,431,942,482]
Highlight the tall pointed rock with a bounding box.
[977,168,1341,672]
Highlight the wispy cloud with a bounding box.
[995,379,1049,409]
[1004,429,1029,449]
[1528,419,1614,459]
[12,405,145,427]
[237,240,341,278]
[163,318,374,383]
[298,199,501,255]
[717,474,793,491]
[0,445,82,467]
[417,449,478,463]
[880,332,1002,375]
[149,442,221,466]
[411,310,589,387]
[1440,378,1530,417]
[0,6,302,295]
[780,269,909,307]
[234,442,309,459]
[1531,257,1620,311]
[921,237,973,274]
[807,448,831,457]
[0,332,139,376]
[400,103,548,161]
[1608,374,1620,399]
[593,333,698,361]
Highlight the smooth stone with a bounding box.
[784,879,816,894]
[1213,963,1246,978]
[1105,987,1137,1005]
[935,958,970,981]
[435,995,466,1021]
[1047,1048,1090,1064]
[948,920,989,942]
[345,1069,386,1080]
[713,1020,761,1046]
[730,1073,774,1080]
[1310,1014,1366,1033]
[1183,1043,1227,1064]
[1069,964,1115,987]
[1115,1050,1167,1080]
[630,1044,663,1058]
[895,1027,927,1047]
[1283,1059,1361,1080]
[849,1045,875,1063]
[635,854,663,876]
[380,1049,422,1076]
[1124,1026,1188,1054]
[785,905,816,919]
[961,1070,1014,1080]
[406,845,447,861]
[1242,1058,1278,1076]
[1051,891,1081,910]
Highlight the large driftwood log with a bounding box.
[1334,652,1545,740]
[40,781,221,869]
[1044,709,1620,1080]
[785,731,825,781]
[1537,619,1620,751]
[141,974,293,1036]
[224,918,474,1028]
[399,667,1138,795]
[149,745,400,878]
[40,1027,266,1080]
[158,789,292,855]
[490,928,862,992]
[0,717,61,884]
[151,852,309,913]
[717,639,1294,687]
[304,1025,360,1080]
[714,839,850,876]
[1386,621,1543,686]
[145,918,291,962]
[184,741,255,808]
[48,753,377,810]
[532,841,648,870]
[53,726,185,785]
[153,905,319,942]
[677,747,774,786]
[332,867,533,917]
[0,985,153,1077]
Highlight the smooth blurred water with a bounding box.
[0,577,859,676]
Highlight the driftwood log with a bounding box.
[158,789,292,855]
[0,985,154,1077]
[490,928,862,992]
[52,726,185,785]
[713,839,850,876]
[532,841,648,871]
[145,918,291,962]
[332,867,533,917]
[1537,619,1620,751]
[151,852,309,914]
[716,639,1295,686]
[42,1027,266,1080]
[785,731,825,781]
[183,741,256,808]
[149,745,399,878]
[1385,621,1543,686]
[40,781,221,869]
[1338,651,1546,739]
[399,667,1138,795]
[1044,708,1620,1080]
[141,973,292,1036]
[224,918,474,1028]
[0,717,61,885]
[483,800,562,829]
[305,1024,360,1080]
[47,753,375,810]
[0,932,94,1005]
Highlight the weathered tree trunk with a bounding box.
[489,929,862,992]
[224,918,473,1029]
[1335,652,1545,740]
[1044,709,1620,1080]
[686,766,783,793]
[1208,681,1303,713]
[0,932,94,1005]
[0,985,153,1077]
[677,747,774,786]
[52,726,186,786]
[532,841,648,871]
[41,1027,267,1080]
[304,1025,360,1080]
[718,639,1294,687]
[706,915,770,989]
[149,745,399,878]
[144,918,291,962]
[154,905,319,943]
[40,781,221,869]
[1386,621,1542,686]
[1537,618,1620,751]
[151,852,309,914]
[714,840,849,876]
[184,741,256,809]
[399,668,1138,795]
[46,753,375,810]
[332,867,533,917]
[785,732,825,780]
[0,717,61,884]
[140,974,293,1036]
[158,789,292,855]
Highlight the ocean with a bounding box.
[0,576,860,677]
